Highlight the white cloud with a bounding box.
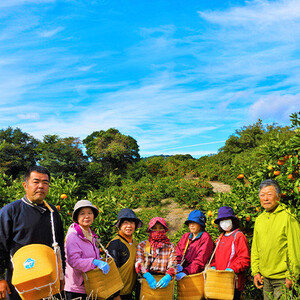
[17,113,40,120]
[38,27,64,38]
[248,93,300,123]
[0,0,54,8]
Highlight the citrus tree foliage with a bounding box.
[0,127,39,178]
[83,128,140,174]
[37,135,88,177]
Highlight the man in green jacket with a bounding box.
[251,179,300,299]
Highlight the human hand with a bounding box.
[225,268,234,272]
[177,264,183,273]
[254,274,263,289]
[175,272,186,281]
[143,272,157,289]
[157,274,172,288]
[0,280,10,299]
[285,278,292,289]
[93,259,110,274]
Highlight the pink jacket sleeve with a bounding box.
[228,232,250,273]
[65,232,97,272]
[184,232,214,275]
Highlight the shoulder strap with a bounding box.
[206,233,223,267]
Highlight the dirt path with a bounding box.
[165,181,231,235]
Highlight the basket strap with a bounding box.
[206,233,223,268]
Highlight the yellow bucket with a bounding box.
[11,244,60,300]
[140,275,174,300]
[204,269,235,300]
[177,272,204,300]
[84,257,124,299]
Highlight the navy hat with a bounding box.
[185,210,206,229]
[115,208,143,229]
[214,206,238,224]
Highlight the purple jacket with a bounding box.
[64,223,100,294]
[176,231,214,275]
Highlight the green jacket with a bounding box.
[251,203,300,280]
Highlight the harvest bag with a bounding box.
[140,275,174,300]
[83,244,124,299]
[11,202,63,300]
[177,272,204,300]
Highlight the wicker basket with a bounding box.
[204,269,235,300]
[84,257,124,299]
[140,275,174,300]
[177,272,204,300]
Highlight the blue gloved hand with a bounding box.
[93,259,110,274]
[143,272,157,289]
[225,268,234,272]
[157,274,172,288]
[175,272,187,281]
[177,264,183,273]
[211,266,216,270]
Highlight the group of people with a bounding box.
[0,166,299,300]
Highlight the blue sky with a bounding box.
[0,0,299,158]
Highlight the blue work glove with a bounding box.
[176,272,187,281]
[225,268,234,272]
[177,264,183,273]
[211,266,216,270]
[93,259,110,274]
[143,272,157,289]
[157,274,172,288]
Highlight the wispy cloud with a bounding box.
[38,26,64,38]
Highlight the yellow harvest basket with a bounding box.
[204,269,235,300]
[177,272,204,300]
[12,244,60,300]
[140,275,174,300]
[84,257,124,299]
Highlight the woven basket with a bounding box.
[140,275,174,300]
[84,257,124,299]
[204,269,235,300]
[177,272,204,300]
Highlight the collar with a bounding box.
[189,231,203,240]
[118,232,133,244]
[21,196,47,214]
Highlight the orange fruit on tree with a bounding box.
[207,210,213,217]
[267,165,273,171]
[255,207,260,212]
[246,216,251,222]
[237,174,244,179]
[277,160,285,166]
[273,170,280,176]
[56,205,61,211]
[60,194,68,199]
[287,174,295,180]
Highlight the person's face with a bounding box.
[119,220,136,237]
[77,207,94,230]
[259,185,280,213]
[23,171,50,204]
[151,222,165,231]
[188,221,201,235]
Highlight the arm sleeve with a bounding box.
[184,233,214,275]
[251,223,260,276]
[286,215,300,280]
[107,240,122,268]
[65,233,96,272]
[0,206,12,277]
[135,241,146,274]
[176,235,186,265]
[229,233,250,273]
[166,244,177,278]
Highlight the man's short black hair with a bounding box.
[24,166,51,182]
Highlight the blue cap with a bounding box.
[185,210,206,228]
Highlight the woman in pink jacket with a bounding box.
[64,200,109,300]
[176,210,214,280]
